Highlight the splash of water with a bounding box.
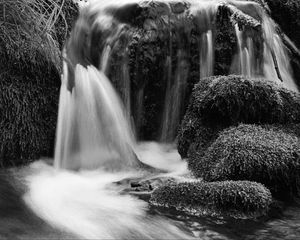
[25,145,191,239]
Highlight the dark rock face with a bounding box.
[265,0,300,49]
[150,180,272,219]
[107,1,240,140]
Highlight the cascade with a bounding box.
[56,0,299,170]
[17,1,300,239]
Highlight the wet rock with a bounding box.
[170,2,188,14]
[150,180,272,219]
[177,75,300,159]
[190,124,300,199]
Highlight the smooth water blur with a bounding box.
[45,1,300,239]
[160,50,190,142]
[262,16,298,92]
[25,144,192,240]
[71,0,298,145]
[136,141,188,174]
[54,63,136,170]
[233,3,298,92]
[3,150,298,240]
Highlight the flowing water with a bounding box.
[2,146,300,239]
[233,9,298,91]
[54,63,136,170]
[24,143,193,240]
[3,0,300,239]
[73,0,298,143]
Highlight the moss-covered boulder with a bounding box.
[177,75,300,158]
[0,1,78,167]
[190,124,300,199]
[192,75,300,125]
[150,180,272,219]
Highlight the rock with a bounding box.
[190,124,300,199]
[177,75,300,159]
[150,180,272,219]
[170,2,188,14]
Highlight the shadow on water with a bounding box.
[147,202,300,240]
[0,170,77,240]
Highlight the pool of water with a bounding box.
[148,201,300,240]
[1,142,300,240]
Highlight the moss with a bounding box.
[193,75,300,125]
[263,123,300,138]
[177,76,221,158]
[193,124,300,199]
[150,180,272,219]
[0,73,59,167]
[0,1,78,168]
[54,0,79,49]
[177,75,300,159]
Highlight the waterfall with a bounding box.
[160,50,189,142]
[262,16,298,92]
[56,0,299,169]
[54,55,137,170]
[234,26,257,77]
[160,1,218,142]
[233,8,298,92]
[200,29,214,78]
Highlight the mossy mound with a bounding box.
[193,75,300,125]
[150,180,272,219]
[191,124,300,199]
[177,75,300,158]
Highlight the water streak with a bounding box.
[54,63,136,170]
[233,7,298,92]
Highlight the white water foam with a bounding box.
[24,156,191,240]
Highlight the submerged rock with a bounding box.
[189,124,300,199]
[150,180,272,219]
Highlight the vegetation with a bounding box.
[0,0,78,167]
[192,75,300,125]
[0,74,58,167]
[177,108,221,159]
[177,75,300,159]
[150,180,272,218]
[190,124,300,199]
